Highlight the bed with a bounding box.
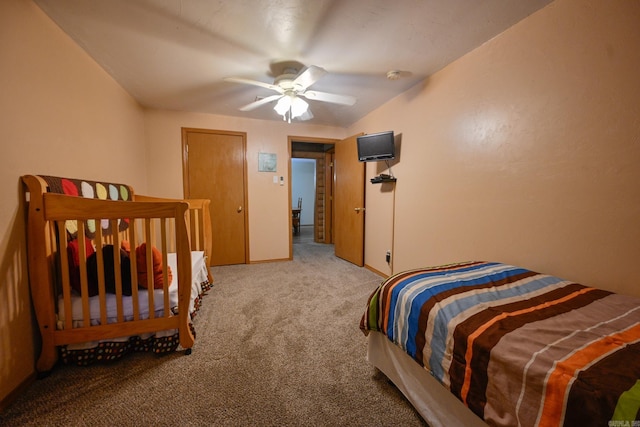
[360,261,640,427]
[22,174,213,372]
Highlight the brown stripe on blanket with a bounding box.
[564,330,640,426]
[512,295,640,425]
[449,283,599,397]
[414,269,538,367]
[448,285,611,418]
[481,295,640,426]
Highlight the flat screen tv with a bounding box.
[357,131,395,162]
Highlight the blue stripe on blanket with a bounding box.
[388,263,505,351]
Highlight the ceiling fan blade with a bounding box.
[238,94,283,111]
[292,65,327,90]
[301,90,356,106]
[224,77,282,93]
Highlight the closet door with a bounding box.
[182,128,248,265]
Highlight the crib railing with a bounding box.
[133,195,212,282]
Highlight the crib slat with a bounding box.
[128,220,140,322]
[144,219,155,319]
[109,219,124,323]
[161,219,170,317]
[57,221,74,331]
[192,209,201,251]
[168,217,176,253]
[95,226,108,327]
[77,225,92,328]
[94,225,107,326]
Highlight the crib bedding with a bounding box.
[58,251,211,363]
[59,251,208,326]
[360,261,640,427]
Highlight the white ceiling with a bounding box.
[35,0,552,128]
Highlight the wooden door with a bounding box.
[182,128,248,266]
[334,134,365,266]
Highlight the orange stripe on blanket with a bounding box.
[459,287,596,404]
[537,322,640,427]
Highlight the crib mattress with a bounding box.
[57,251,208,328]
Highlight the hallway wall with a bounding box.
[291,158,316,225]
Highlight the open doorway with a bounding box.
[289,136,338,257]
[291,158,316,244]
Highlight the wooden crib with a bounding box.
[22,175,212,373]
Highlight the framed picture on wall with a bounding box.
[258,153,277,172]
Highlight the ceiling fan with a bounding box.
[225,61,356,123]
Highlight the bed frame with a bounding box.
[22,174,212,373]
[368,331,488,427]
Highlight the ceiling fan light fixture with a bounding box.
[274,95,291,116]
[290,96,308,118]
[274,94,309,123]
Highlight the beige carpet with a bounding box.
[1,242,427,426]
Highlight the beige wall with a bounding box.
[352,0,640,296]
[0,0,147,403]
[143,110,345,262]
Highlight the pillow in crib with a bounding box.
[67,237,96,295]
[86,245,133,296]
[135,243,172,289]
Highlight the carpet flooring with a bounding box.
[1,242,427,426]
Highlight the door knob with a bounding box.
[237,206,243,212]
[354,207,365,212]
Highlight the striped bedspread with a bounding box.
[360,261,640,427]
